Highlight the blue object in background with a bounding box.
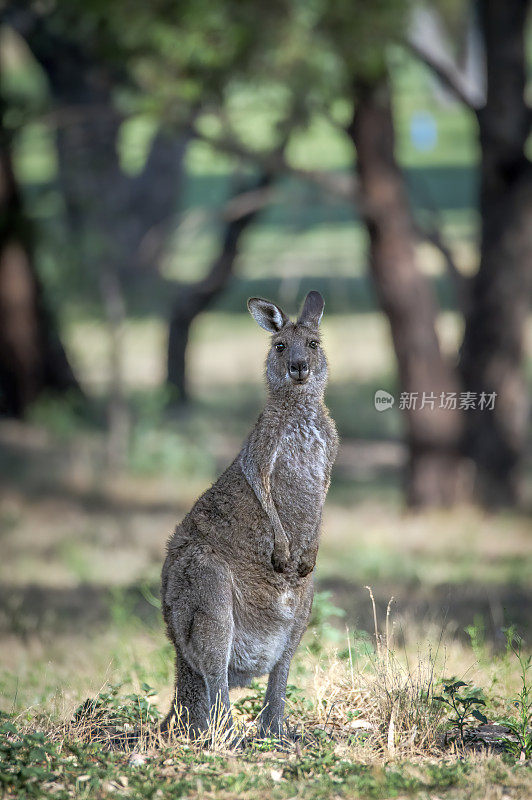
[410,111,438,152]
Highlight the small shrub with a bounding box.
[498,628,532,761]
[233,680,266,720]
[0,717,57,796]
[434,679,488,744]
[71,681,161,744]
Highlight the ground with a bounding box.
[1,311,531,799]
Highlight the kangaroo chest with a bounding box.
[271,416,329,533]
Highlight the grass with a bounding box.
[5,721,526,800]
[1,592,531,799]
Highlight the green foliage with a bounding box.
[465,617,488,664]
[0,716,57,797]
[315,0,409,83]
[434,679,488,743]
[128,390,215,479]
[72,681,161,731]
[306,590,346,655]
[498,628,532,761]
[232,679,266,720]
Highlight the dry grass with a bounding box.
[3,598,530,800]
[8,589,511,758]
[304,591,445,759]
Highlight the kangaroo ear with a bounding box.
[247,297,289,332]
[298,291,324,328]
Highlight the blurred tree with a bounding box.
[458,0,531,507]
[167,171,274,404]
[6,0,287,408]
[409,0,532,505]
[308,0,465,505]
[5,1,189,456]
[7,3,188,287]
[347,74,463,506]
[0,73,80,417]
[27,25,187,462]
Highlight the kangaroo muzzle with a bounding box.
[289,360,309,383]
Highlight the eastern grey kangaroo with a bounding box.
[161,291,338,739]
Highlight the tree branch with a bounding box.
[405,7,485,112]
[415,221,470,313]
[406,37,484,111]
[188,122,358,204]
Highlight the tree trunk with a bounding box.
[348,77,464,507]
[16,16,189,444]
[459,0,532,506]
[167,173,273,405]
[0,89,79,417]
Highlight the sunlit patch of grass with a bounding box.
[319,503,532,586]
[2,612,531,799]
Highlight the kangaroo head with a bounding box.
[247,291,328,394]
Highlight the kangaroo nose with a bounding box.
[289,361,309,380]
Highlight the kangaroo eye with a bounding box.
[309,340,319,349]
[275,342,285,353]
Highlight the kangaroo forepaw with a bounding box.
[297,560,314,577]
[296,544,318,577]
[271,552,287,573]
[271,541,290,573]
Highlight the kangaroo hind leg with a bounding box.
[165,560,234,737]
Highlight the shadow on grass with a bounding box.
[1,578,529,647]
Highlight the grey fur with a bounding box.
[161,291,338,739]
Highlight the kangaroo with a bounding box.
[161,291,338,739]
